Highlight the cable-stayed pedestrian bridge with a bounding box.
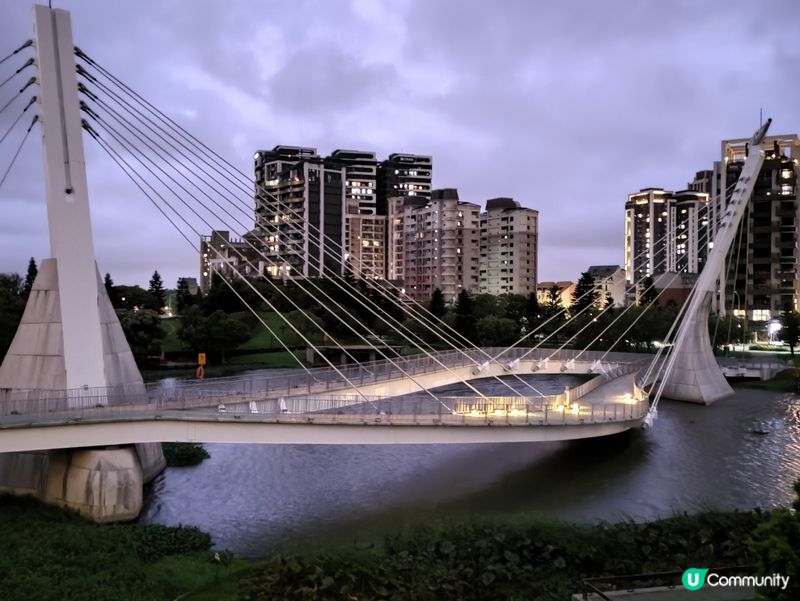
[0,4,785,521]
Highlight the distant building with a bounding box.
[401,188,480,303]
[586,265,626,308]
[537,281,575,308]
[624,185,709,285]
[330,149,378,215]
[345,214,387,279]
[668,189,709,276]
[648,272,698,306]
[386,195,428,283]
[178,277,199,295]
[377,153,433,213]
[254,146,346,278]
[712,134,800,321]
[479,198,538,295]
[199,230,265,292]
[624,188,672,284]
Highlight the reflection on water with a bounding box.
[140,375,800,557]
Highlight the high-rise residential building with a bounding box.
[712,134,800,320]
[624,185,710,285]
[401,188,480,303]
[329,150,386,278]
[330,149,378,215]
[386,195,427,283]
[377,153,433,213]
[345,214,387,279]
[624,188,673,284]
[479,197,538,295]
[254,146,346,278]
[199,230,265,292]
[668,190,709,275]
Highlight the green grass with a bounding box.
[159,317,182,353]
[0,495,247,601]
[238,311,306,349]
[4,493,795,601]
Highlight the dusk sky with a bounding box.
[0,0,798,288]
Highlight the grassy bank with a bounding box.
[0,494,780,601]
[233,510,768,601]
[0,495,248,601]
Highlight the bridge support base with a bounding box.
[0,443,164,522]
[660,293,734,405]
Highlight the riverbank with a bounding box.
[0,495,248,601]
[0,494,779,601]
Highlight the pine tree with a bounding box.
[571,271,597,315]
[524,292,540,330]
[103,272,119,307]
[23,257,38,296]
[176,278,194,313]
[148,270,166,312]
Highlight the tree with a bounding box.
[0,273,25,362]
[177,306,250,362]
[178,306,207,350]
[175,278,195,313]
[206,310,250,362]
[428,288,447,319]
[148,270,166,312]
[638,276,658,306]
[747,479,800,601]
[476,315,519,346]
[542,285,563,318]
[115,285,158,311]
[454,289,476,343]
[118,308,163,356]
[524,292,540,332]
[103,272,119,306]
[571,271,597,315]
[779,306,800,357]
[23,257,38,297]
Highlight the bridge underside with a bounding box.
[0,414,645,453]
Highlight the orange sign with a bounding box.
[198,353,206,365]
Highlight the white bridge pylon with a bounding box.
[657,119,772,404]
[0,6,143,400]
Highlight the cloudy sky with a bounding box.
[0,0,798,288]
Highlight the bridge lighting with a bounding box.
[571,402,579,414]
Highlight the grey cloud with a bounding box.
[0,0,798,286]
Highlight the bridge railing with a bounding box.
[0,348,655,416]
[200,393,649,427]
[143,347,652,406]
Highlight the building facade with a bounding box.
[345,214,387,279]
[377,153,433,213]
[624,185,710,285]
[479,197,538,295]
[401,188,480,303]
[254,146,346,278]
[586,265,626,308]
[199,230,265,292]
[712,134,800,320]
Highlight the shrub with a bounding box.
[162,442,210,467]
